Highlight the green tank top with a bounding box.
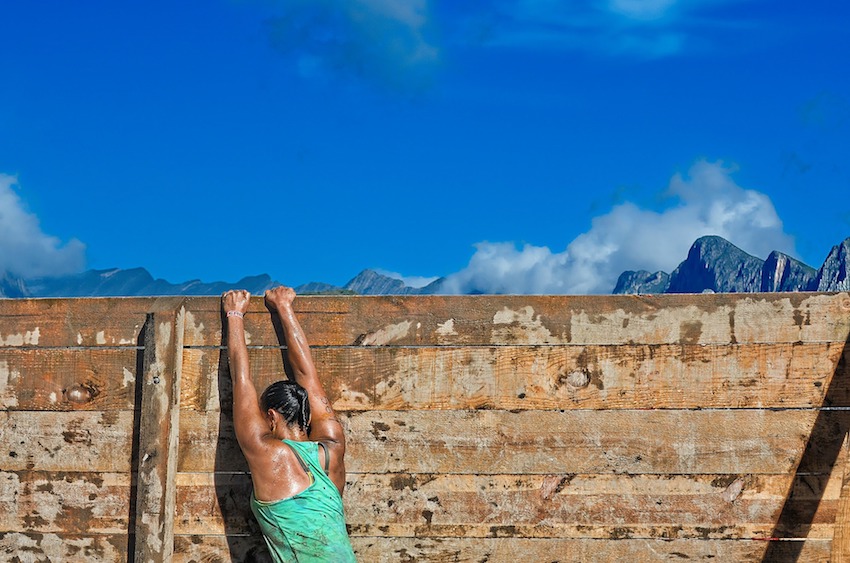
[250,440,357,562]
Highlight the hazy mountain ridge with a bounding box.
[2,235,849,297]
[3,268,283,298]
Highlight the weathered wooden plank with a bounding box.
[832,435,850,562]
[0,411,134,472]
[134,302,185,563]
[180,343,848,412]
[0,293,846,563]
[0,471,130,533]
[178,409,824,474]
[0,348,139,411]
[180,292,850,347]
[0,532,128,562]
[173,471,842,540]
[352,537,832,562]
[2,293,847,348]
[38,406,821,476]
[173,534,833,562]
[0,297,154,347]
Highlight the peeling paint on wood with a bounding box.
[0,471,130,533]
[179,342,847,412]
[179,293,850,347]
[0,532,128,561]
[357,320,414,346]
[0,327,40,347]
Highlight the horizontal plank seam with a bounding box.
[184,342,850,350]
[4,408,141,412]
[347,407,845,412]
[343,537,828,542]
[171,533,830,543]
[178,407,850,414]
[0,345,144,350]
[13,406,843,414]
[174,471,839,477]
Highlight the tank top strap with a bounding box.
[317,441,331,474]
[282,441,311,476]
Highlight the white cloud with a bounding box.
[0,175,86,278]
[267,0,438,89]
[457,0,745,58]
[439,160,795,294]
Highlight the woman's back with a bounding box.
[251,440,356,562]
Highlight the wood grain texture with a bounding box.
[177,409,823,474]
[349,536,833,562]
[0,297,154,348]
[173,534,833,563]
[180,343,848,412]
[0,410,134,472]
[0,532,128,562]
[174,471,842,539]
[0,348,139,411]
[1,293,848,562]
[0,471,130,533]
[179,292,850,347]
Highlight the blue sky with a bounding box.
[1,0,848,293]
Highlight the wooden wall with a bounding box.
[2,292,850,562]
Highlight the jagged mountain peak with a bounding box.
[667,236,765,294]
[0,273,28,298]
[613,270,670,294]
[344,269,419,295]
[815,237,850,291]
[762,251,817,292]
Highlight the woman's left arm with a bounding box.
[222,290,270,455]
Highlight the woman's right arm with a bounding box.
[265,286,347,493]
[265,287,345,446]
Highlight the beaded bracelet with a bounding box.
[226,311,244,319]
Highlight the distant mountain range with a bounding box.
[0,265,443,298]
[2,235,849,298]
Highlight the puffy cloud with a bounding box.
[266,0,438,89]
[439,160,795,294]
[0,175,86,278]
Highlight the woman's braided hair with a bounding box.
[261,380,311,433]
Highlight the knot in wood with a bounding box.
[65,384,93,404]
[721,477,745,503]
[565,371,590,389]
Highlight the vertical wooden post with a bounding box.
[134,299,186,562]
[833,434,850,561]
